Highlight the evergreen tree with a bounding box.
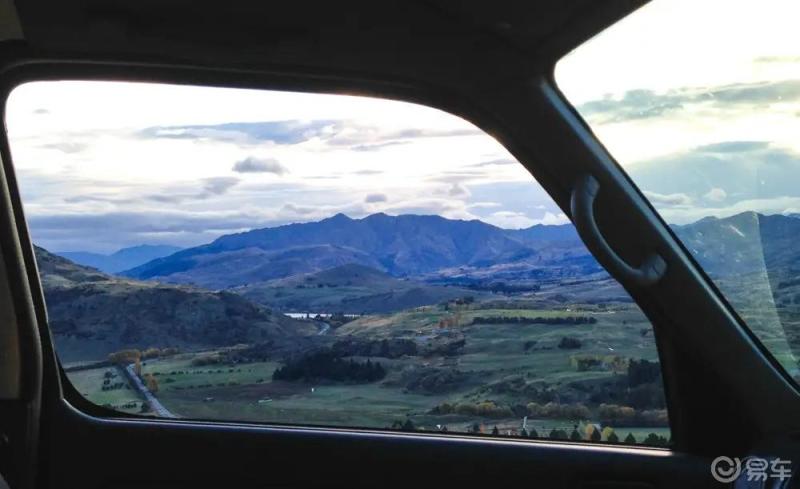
[590,427,601,442]
[607,432,619,443]
[528,427,538,438]
[520,428,528,437]
[570,429,582,441]
[624,433,637,444]
[491,426,500,435]
[402,419,415,432]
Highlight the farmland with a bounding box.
[67,275,670,445]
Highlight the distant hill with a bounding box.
[235,263,483,314]
[59,244,182,273]
[123,213,593,288]
[35,246,315,363]
[672,211,800,277]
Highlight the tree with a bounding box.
[590,427,601,442]
[570,429,581,441]
[601,426,615,441]
[471,422,481,433]
[607,432,619,443]
[520,428,528,437]
[549,428,568,440]
[624,433,637,444]
[643,433,668,446]
[528,427,538,438]
[401,419,415,432]
[491,426,500,436]
[144,374,159,393]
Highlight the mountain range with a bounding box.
[116,211,800,290]
[122,213,593,289]
[59,244,182,273]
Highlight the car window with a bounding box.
[6,80,669,445]
[556,0,800,381]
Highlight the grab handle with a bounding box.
[570,174,666,286]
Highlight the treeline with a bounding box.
[273,351,386,383]
[471,316,597,325]
[390,419,669,446]
[107,347,180,364]
[429,400,668,427]
[465,282,541,293]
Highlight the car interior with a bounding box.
[0,0,800,488]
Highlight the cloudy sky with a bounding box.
[6,0,800,253]
[6,82,565,253]
[557,0,800,225]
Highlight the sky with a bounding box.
[557,0,800,225]
[6,0,800,253]
[6,83,570,253]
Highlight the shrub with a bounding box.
[558,337,582,350]
[273,351,386,383]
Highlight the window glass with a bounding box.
[7,80,668,445]
[557,0,800,380]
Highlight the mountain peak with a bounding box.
[326,213,353,222]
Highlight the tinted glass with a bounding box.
[557,0,800,380]
[7,81,669,445]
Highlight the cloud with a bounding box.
[533,212,570,226]
[704,187,727,202]
[383,198,476,220]
[447,183,471,198]
[325,127,480,147]
[484,210,536,229]
[202,177,240,196]
[578,89,684,124]
[754,56,800,64]
[428,171,488,184]
[469,158,518,167]
[642,190,693,206]
[579,80,800,124]
[280,203,317,216]
[140,120,339,145]
[352,169,383,176]
[364,193,388,203]
[33,108,49,115]
[351,141,408,152]
[140,120,480,151]
[695,141,770,153]
[468,202,502,209]
[232,157,288,175]
[40,142,88,154]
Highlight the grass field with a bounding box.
[65,287,671,445]
[68,366,142,413]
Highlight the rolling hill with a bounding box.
[35,246,316,362]
[234,263,484,313]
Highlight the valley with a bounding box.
[50,210,800,445]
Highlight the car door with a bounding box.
[0,1,797,489]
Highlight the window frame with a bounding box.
[1,54,788,455]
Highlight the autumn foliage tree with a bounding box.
[144,374,159,393]
[108,349,142,365]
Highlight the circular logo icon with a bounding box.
[711,456,741,483]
